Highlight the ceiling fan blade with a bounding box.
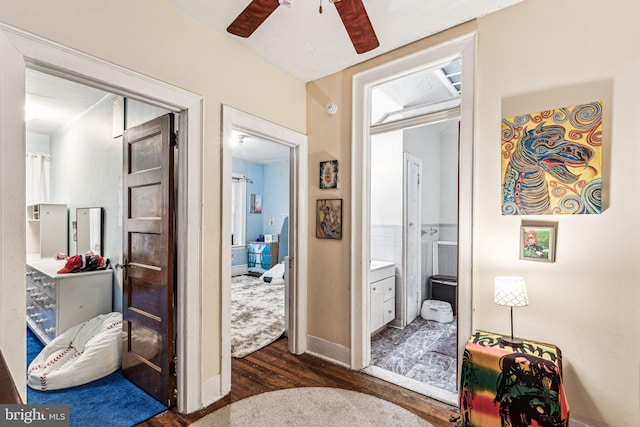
[334,0,379,54]
[227,0,281,38]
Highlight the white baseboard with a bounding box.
[231,264,248,276]
[201,374,224,409]
[306,335,351,368]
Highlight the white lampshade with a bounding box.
[494,276,529,307]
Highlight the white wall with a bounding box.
[370,130,403,225]
[26,133,50,153]
[475,0,640,425]
[50,95,123,310]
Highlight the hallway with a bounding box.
[139,338,458,426]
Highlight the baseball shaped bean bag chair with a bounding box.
[28,312,122,391]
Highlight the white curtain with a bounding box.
[25,151,51,205]
[231,176,247,246]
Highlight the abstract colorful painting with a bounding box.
[501,101,602,215]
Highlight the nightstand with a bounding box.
[459,330,570,427]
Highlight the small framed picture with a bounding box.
[520,221,557,262]
[319,160,338,189]
[250,193,262,214]
[316,199,342,239]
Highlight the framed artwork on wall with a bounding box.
[519,221,557,263]
[316,198,342,239]
[250,193,262,214]
[501,100,602,215]
[319,160,338,189]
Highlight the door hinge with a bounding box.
[170,356,177,376]
[172,130,179,148]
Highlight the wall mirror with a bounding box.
[76,207,104,255]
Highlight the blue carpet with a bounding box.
[27,328,167,427]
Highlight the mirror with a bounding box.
[76,207,103,256]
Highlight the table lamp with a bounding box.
[494,276,528,346]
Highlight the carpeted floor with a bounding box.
[231,274,285,358]
[191,387,434,427]
[27,328,166,427]
[371,317,457,393]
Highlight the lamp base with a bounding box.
[499,336,524,347]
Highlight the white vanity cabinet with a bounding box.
[26,259,113,345]
[370,261,396,334]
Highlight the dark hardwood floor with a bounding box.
[138,337,459,426]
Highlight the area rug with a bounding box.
[27,328,166,427]
[191,387,434,427]
[231,275,285,358]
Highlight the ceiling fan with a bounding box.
[227,0,379,54]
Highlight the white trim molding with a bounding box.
[306,335,351,368]
[221,105,308,396]
[0,23,204,413]
[350,33,477,394]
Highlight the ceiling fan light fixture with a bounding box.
[228,0,378,54]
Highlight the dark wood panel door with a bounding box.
[122,113,176,406]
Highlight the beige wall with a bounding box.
[0,0,307,381]
[2,0,639,424]
[475,1,640,425]
[306,0,640,425]
[306,22,477,349]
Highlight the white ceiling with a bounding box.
[232,131,291,164]
[168,0,523,82]
[26,0,524,160]
[26,69,108,136]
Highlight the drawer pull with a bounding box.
[26,305,35,311]
[26,287,35,292]
[29,313,41,318]
[372,287,377,291]
[45,304,56,310]
[35,319,47,324]
[45,328,55,334]
[34,297,46,302]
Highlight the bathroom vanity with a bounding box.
[370,260,396,334]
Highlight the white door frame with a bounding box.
[351,33,476,377]
[220,105,308,395]
[0,24,204,412]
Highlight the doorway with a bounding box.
[350,33,476,406]
[220,105,308,395]
[24,69,179,411]
[229,132,290,359]
[0,24,204,412]
[368,117,460,404]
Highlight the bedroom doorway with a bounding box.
[221,105,308,395]
[229,133,290,359]
[351,33,476,407]
[24,69,179,409]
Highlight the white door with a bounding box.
[404,153,422,324]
